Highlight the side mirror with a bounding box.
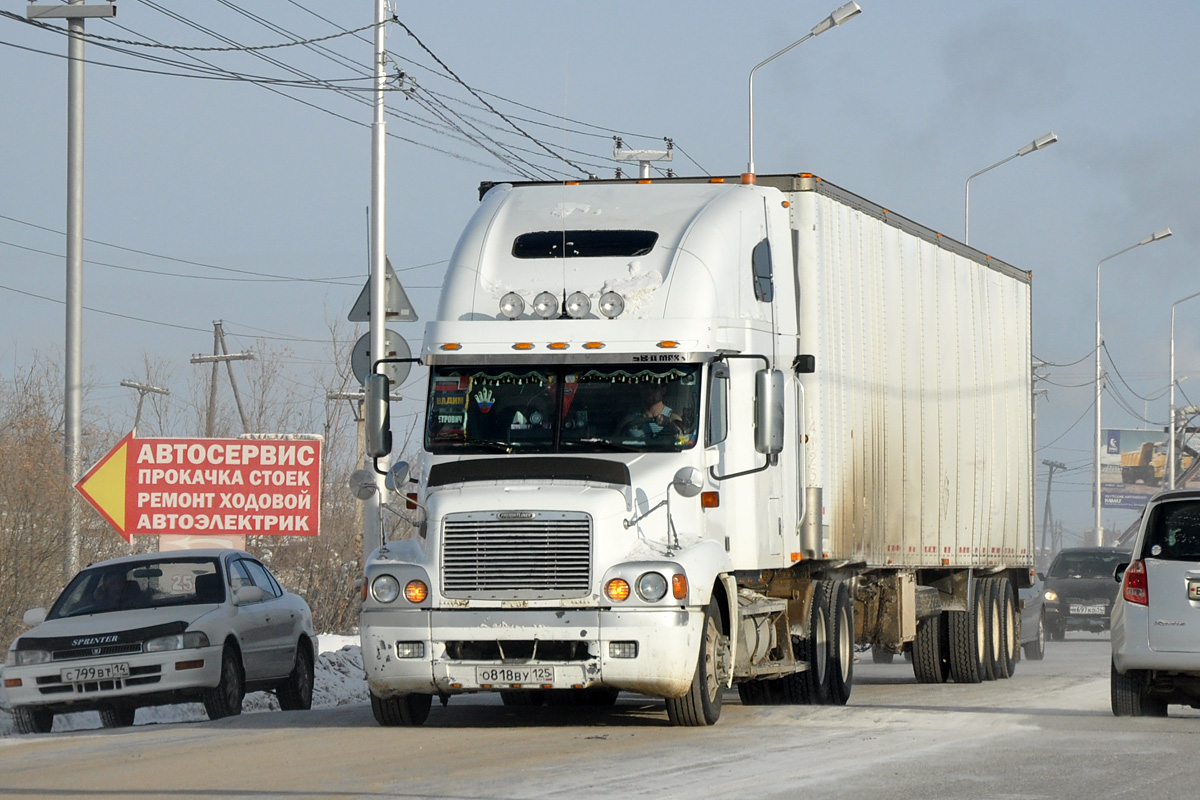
[1114,562,1129,583]
[233,585,265,605]
[754,369,784,455]
[365,373,393,458]
[23,607,47,627]
[671,466,704,498]
[385,460,411,493]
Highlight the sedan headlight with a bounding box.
[1043,590,1058,603]
[10,649,52,667]
[145,631,210,652]
[372,575,401,603]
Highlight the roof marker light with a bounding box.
[657,341,679,349]
[499,292,524,319]
[513,343,534,351]
[598,292,625,319]
[565,291,591,318]
[547,342,569,350]
[583,342,606,350]
[440,343,462,351]
[533,291,558,319]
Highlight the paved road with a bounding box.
[2,634,1195,799]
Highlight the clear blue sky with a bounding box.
[2,1,1197,541]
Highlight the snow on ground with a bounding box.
[0,634,367,737]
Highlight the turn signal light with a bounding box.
[700,491,719,509]
[404,580,429,603]
[1122,560,1148,606]
[672,574,688,600]
[605,578,631,602]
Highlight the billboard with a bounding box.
[1101,428,1176,510]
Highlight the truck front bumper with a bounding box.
[360,606,702,699]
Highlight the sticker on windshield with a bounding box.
[1150,544,1163,556]
[474,387,494,413]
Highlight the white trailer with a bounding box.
[359,172,1034,726]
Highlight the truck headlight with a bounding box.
[145,631,210,652]
[635,572,668,602]
[12,649,51,667]
[372,575,401,603]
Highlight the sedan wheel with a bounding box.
[277,643,314,711]
[13,706,54,735]
[203,645,245,720]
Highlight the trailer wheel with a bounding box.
[825,581,853,706]
[370,691,432,726]
[871,646,895,664]
[992,577,1017,678]
[784,580,832,704]
[1111,660,1167,717]
[948,579,987,684]
[982,578,1001,681]
[912,613,950,684]
[666,598,727,726]
[736,679,773,705]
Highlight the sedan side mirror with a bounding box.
[233,585,265,605]
[1114,562,1130,583]
[22,607,46,627]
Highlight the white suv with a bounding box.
[1110,489,1200,716]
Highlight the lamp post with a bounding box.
[744,1,861,183]
[1093,228,1173,545]
[964,132,1058,245]
[1169,290,1200,489]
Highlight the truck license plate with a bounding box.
[61,662,130,683]
[1069,604,1105,615]
[476,666,556,685]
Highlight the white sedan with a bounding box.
[3,549,316,734]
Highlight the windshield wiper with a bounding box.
[560,438,640,453]
[459,437,514,453]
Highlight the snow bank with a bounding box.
[0,634,367,736]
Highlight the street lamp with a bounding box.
[964,132,1058,245]
[744,1,861,183]
[1093,227,1173,545]
[1169,290,1200,489]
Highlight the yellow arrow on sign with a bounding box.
[75,432,132,541]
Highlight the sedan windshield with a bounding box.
[425,363,701,454]
[48,558,223,619]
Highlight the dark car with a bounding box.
[1043,546,1130,640]
[1018,568,1046,660]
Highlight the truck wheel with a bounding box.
[736,679,772,705]
[500,690,545,707]
[277,641,315,711]
[784,580,832,704]
[666,598,727,726]
[99,707,136,728]
[981,578,1000,681]
[370,690,433,726]
[948,580,987,684]
[993,577,1017,679]
[1111,660,1167,717]
[825,581,853,706]
[12,706,53,735]
[912,613,950,684]
[1023,611,1046,661]
[203,645,245,720]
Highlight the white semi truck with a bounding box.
[359,172,1034,726]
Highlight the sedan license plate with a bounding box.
[61,662,130,683]
[475,666,557,685]
[1069,604,1106,615]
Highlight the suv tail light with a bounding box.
[1122,559,1149,606]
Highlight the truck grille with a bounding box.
[442,512,592,598]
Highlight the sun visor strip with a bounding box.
[428,457,630,488]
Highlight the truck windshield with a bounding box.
[425,363,701,454]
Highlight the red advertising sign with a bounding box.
[76,433,322,542]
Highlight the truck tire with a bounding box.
[912,613,950,684]
[1023,611,1046,661]
[736,679,774,706]
[12,706,53,735]
[370,690,433,726]
[871,646,895,664]
[666,598,727,726]
[982,578,1000,681]
[783,580,832,704]
[992,577,1017,679]
[1111,660,1167,717]
[99,707,136,728]
[948,580,987,684]
[203,645,245,720]
[825,581,854,706]
[500,690,545,707]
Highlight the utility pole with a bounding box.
[1040,460,1066,567]
[190,321,254,436]
[28,0,116,577]
[364,0,389,561]
[119,379,169,433]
